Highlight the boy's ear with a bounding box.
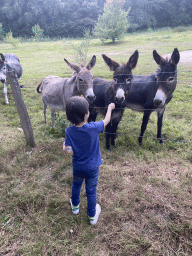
[84,112,90,121]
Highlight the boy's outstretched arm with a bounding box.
[103,103,115,127]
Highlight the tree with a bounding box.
[94,0,129,43]
[124,0,192,31]
[0,0,103,38]
[0,0,192,38]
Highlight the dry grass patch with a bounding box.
[93,155,192,255]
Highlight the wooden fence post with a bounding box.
[7,70,36,147]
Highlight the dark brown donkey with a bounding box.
[126,48,180,145]
[88,50,139,150]
[37,56,96,126]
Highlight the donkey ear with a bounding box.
[102,54,120,71]
[64,59,80,73]
[86,55,96,70]
[171,48,180,65]
[153,50,167,66]
[0,53,5,62]
[126,50,139,70]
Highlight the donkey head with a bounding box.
[102,50,139,105]
[153,48,180,108]
[64,55,96,103]
[0,53,7,84]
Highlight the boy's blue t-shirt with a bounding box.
[65,121,104,170]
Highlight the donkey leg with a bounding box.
[51,109,55,127]
[111,109,124,147]
[157,109,165,144]
[43,101,47,123]
[4,83,9,104]
[139,110,152,146]
[111,122,118,147]
[105,123,111,150]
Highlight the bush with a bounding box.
[4,31,20,47]
[47,113,68,138]
[32,24,44,41]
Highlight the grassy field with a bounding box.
[0,28,192,255]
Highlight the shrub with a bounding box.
[4,31,20,47]
[32,24,44,41]
[47,113,68,138]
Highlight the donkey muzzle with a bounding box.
[85,88,96,103]
[153,98,163,107]
[86,94,96,103]
[153,89,166,108]
[115,88,125,104]
[115,96,125,104]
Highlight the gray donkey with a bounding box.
[0,53,23,104]
[37,55,96,126]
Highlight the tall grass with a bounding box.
[0,28,192,255]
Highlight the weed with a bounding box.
[46,112,68,138]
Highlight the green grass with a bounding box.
[0,27,192,255]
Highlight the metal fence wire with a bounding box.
[2,70,192,144]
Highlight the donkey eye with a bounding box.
[126,78,131,83]
[168,77,175,83]
[78,78,84,82]
[114,78,118,83]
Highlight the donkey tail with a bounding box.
[36,81,42,93]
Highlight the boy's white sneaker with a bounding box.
[70,198,79,215]
[89,204,101,225]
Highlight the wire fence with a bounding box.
[1,70,192,144]
[103,132,192,144]
[88,106,192,112]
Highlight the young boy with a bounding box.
[63,96,115,225]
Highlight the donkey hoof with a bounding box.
[158,138,164,144]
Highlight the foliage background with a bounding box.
[0,0,192,38]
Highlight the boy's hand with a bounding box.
[103,103,116,127]
[108,103,115,110]
[63,144,73,154]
